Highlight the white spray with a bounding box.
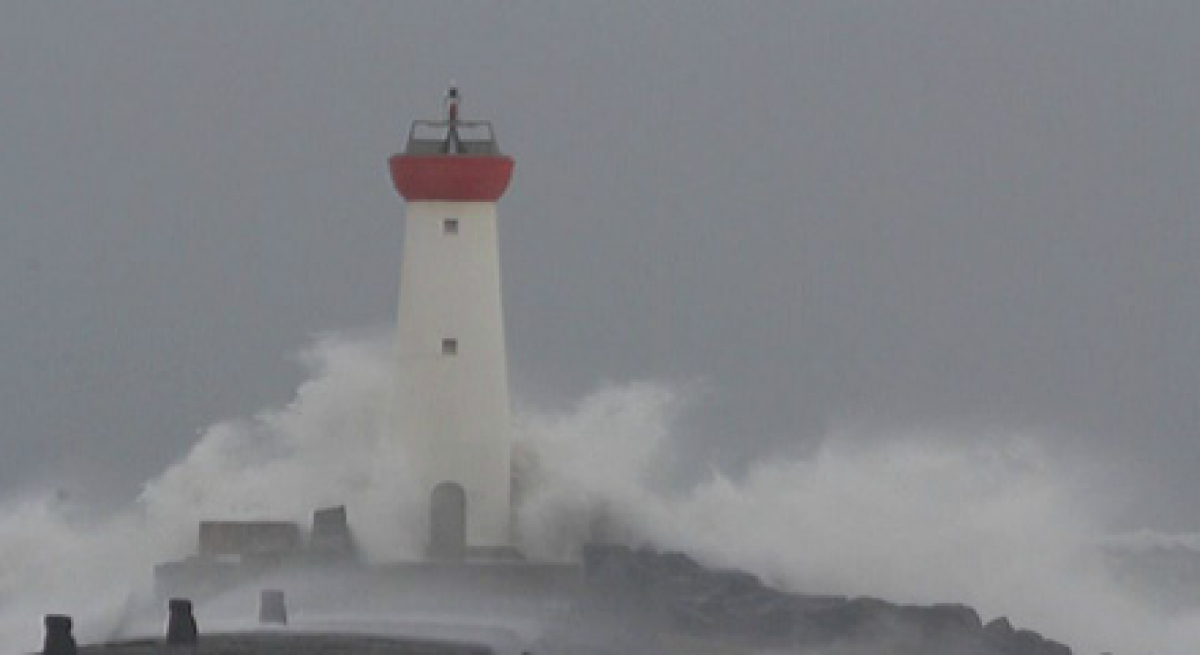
[1,334,1198,653]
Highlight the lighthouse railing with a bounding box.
[404,119,501,155]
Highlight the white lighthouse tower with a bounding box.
[388,87,515,558]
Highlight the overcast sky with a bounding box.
[1,2,1197,530]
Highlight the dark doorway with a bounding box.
[428,482,466,560]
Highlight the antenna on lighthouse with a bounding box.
[444,82,460,122]
[442,82,463,153]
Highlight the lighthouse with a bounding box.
[388,87,516,557]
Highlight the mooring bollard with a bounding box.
[259,589,288,625]
[166,598,199,645]
[42,615,76,655]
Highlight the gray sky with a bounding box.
[1,2,1197,530]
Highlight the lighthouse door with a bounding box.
[428,482,466,560]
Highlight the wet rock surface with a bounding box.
[562,544,1073,655]
[71,546,1073,655]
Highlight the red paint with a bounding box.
[390,154,514,202]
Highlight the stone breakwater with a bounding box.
[563,545,1073,655]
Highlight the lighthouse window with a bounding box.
[443,218,459,235]
[441,338,458,355]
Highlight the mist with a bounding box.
[2,334,1198,653]
[3,3,1199,654]
[2,1,1198,532]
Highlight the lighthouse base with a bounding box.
[153,505,579,604]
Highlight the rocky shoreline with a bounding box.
[554,545,1073,655]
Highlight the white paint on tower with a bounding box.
[394,201,513,550]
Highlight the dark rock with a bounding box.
[1010,629,1073,655]
[985,616,1016,639]
[655,551,703,580]
[982,617,1072,655]
[579,545,1075,655]
[927,603,983,632]
[808,596,895,639]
